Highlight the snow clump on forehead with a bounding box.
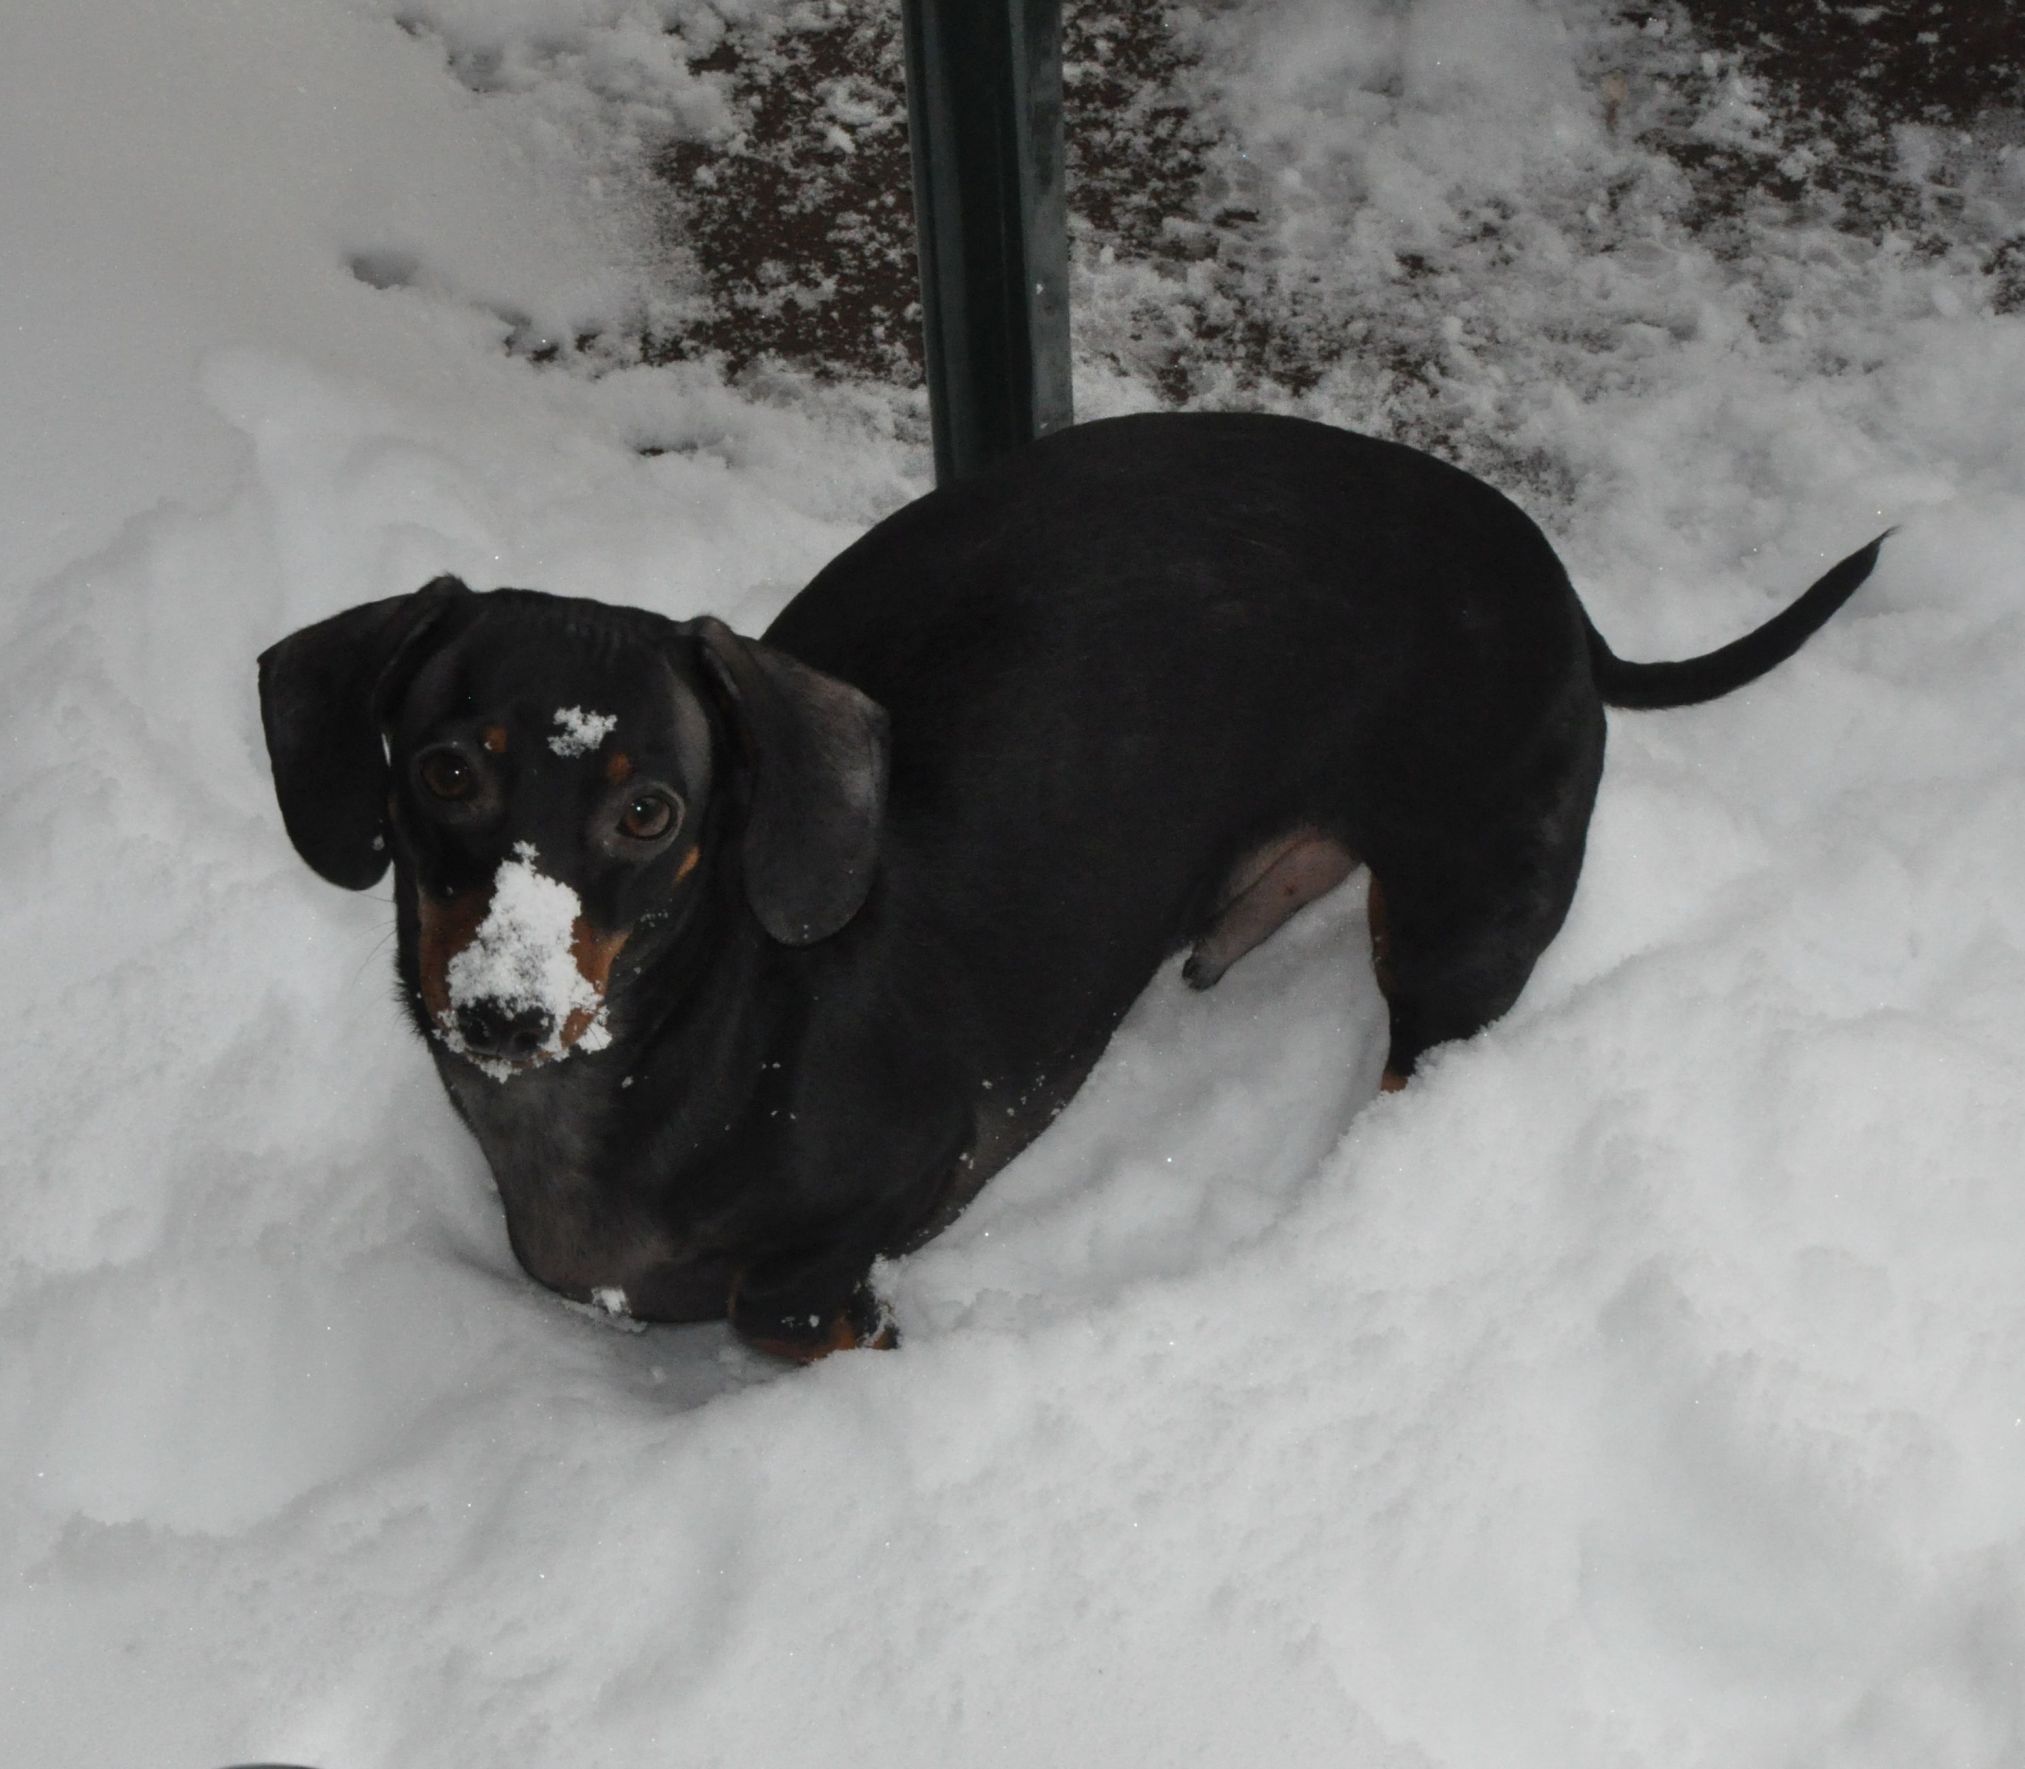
[549,707,617,756]
[436,844,612,1081]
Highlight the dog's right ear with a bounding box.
[257,576,472,889]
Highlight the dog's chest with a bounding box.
[447,1061,600,1194]
[440,1056,728,1320]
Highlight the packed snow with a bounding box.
[2,1,2022,1766]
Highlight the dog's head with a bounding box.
[258,577,888,1075]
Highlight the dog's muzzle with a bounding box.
[416,846,622,1080]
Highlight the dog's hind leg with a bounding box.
[1184,830,1358,990]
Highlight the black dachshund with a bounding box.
[259,413,1885,1358]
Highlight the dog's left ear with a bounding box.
[687,617,889,945]
[258,576,472,889]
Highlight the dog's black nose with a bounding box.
[454,1000,554,1062]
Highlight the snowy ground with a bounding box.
[4,1,2023,1765]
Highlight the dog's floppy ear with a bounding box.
[257,576,472,889]
[687,616,889,945]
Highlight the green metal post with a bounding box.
[899,0,1073,485]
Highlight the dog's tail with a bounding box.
[1585,531,1891,711]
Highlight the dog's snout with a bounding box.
[453,1000,555,1062]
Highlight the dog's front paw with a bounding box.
[732,1280,897,1364]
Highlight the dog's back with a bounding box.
[766,412,1601,1083]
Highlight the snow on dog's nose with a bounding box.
[424,844,617,1081]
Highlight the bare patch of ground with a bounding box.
[635,0,2021,464]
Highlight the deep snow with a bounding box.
[3,1,2023,1766]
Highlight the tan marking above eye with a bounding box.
[604,750,633,784]
[480,725,508,754]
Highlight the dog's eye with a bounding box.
[418,750,476,801]
[618,792,678,841]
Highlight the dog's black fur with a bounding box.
[259,412,1886,1357]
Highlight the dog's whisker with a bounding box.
[348,925,398,989]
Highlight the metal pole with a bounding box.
[899,0,1073,486]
